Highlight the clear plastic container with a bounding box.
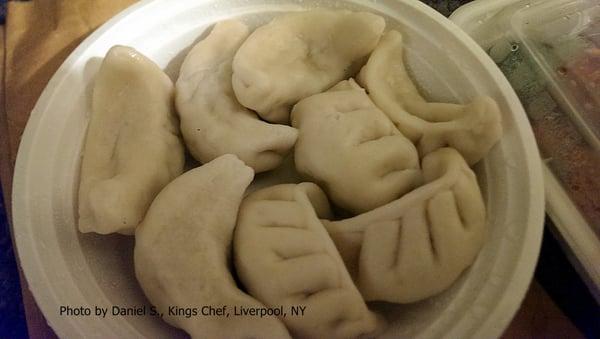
[452,0,600,300]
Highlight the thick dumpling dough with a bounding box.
[78,46,184,235]
[234,183,384,339]
[176,20,297,173]
[135,155,290,339]
[232,9,385,123]
[358,30,503,165]
[291,79,422,214]
[324,148,486,303]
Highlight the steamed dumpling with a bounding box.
[176,20,298,173]
[135,155,290,339]
[234,183,384,339]
[291,79,422,214]
[232,9,385,123]
[78,46,185,235]
[358,30,502,165]
[324,148,486,303]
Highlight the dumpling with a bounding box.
[176,20,298,173]
[357,30,503,165]
[324,148,486,303]
[78,46,185,235]
[291,78,422,214]
[234,183,385,339]
[232,9,385,123]
[135,155,290,339]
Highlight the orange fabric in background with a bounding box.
[0,1,136,336]
[1,0,136,207]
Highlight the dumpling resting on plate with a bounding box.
[324,148,486,303]
[135,155,290,339]
[78,46,185,235]
[176,20,297,173]
[291,78,422,214]
[232,9,385,123]
[234,183,385,339]
[357,30,503,165]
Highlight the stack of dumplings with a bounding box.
[357,30,503,165]
[232,10,385,123]
[176,20,298,173]
[78,9,503,339]
[235,183,385,338]
[291,78,422,214]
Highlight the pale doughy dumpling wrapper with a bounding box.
[234,182,385,339]
[78,46,185,235]
[358,30,503,165]
[232,9,385,123]
[291,78,422,214]
[324,148,486,303]
[176,20,297,173]
[135,155,291,339]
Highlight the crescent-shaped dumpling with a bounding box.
[357,30,503,165]
[78,46,185,235]
[135,155,291,339]
[291,78,422,214]
[234,182,385,339]
[324,148,486,303]
[232,9,385,123]
[176,20,298,173]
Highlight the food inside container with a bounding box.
[452,0,600,295]
[499,0,599,237]
[498,38,600,238]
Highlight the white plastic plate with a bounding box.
[12,0,545,338]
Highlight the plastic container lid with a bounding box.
[11,0,545,337]
[452,0,600,300]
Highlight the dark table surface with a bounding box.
[0,184,28,337]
